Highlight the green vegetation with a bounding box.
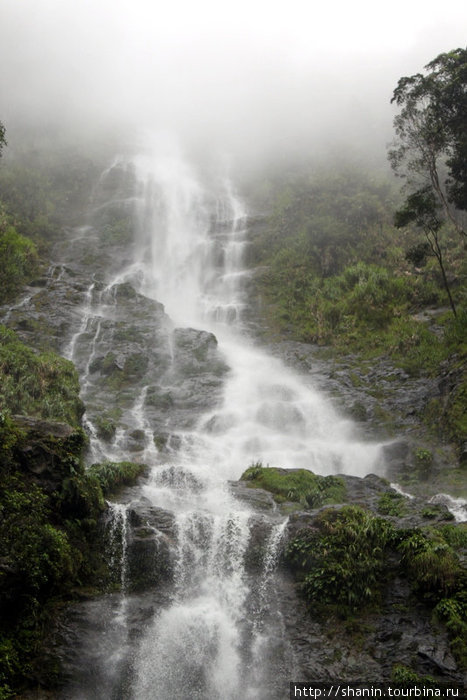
[88,460,147,495]
[250,163,464,358]
[93,414,117,441]
[0,325,84,426]
[0,133,114,695]
[285,506,467,665]
[421,504,454,520]
[248,90,466,450]
[389,48,467,316]
[398,525,467,666]
[0,209,39,303]
[286,506,396,611]
[241,463,346,509]
[249,166,456,347]
[0,139,100,252]
[391,665,436,687]
[95,207,134,245]
[377,491,407,516]
[0,413,107,696]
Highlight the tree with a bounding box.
[388,48,467,316]
[0,121,6,158]
[389,48,467,239]
[394,187,457,316]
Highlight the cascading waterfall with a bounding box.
[61,138,387,699]
[106,503,130,592]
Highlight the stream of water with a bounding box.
[61,139,386,699]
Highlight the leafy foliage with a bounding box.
[285,506,467,665]
[390,48,467,217]
[391,664,436,687]
[0,477,73,594]
[398,528,466,599]
[88,460,147,495]
[0,325,84,425]
[0,121,5,158]
[0,209,39,303]
[389,48,467,316]
[377,491,407,516]
[286,506,396,611]
[397,525,467,666]
[248,164,456,351]
[0,414,107,694]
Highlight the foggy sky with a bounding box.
[0,0,466,166]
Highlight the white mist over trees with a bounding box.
[1,0,467,167]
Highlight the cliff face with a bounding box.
[0,413,107,695]
[237,467,467,687]
[1,152,466,699]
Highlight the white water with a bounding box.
[429,493,467,522]
[124,141,383,698]
[65,139,386,699]
[127,141,382,486]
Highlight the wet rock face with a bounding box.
[268,340,465,491]
[171,328,227,377]
[1,264,230,452]
[269,341,441,436]
[274,569,461,684]
[55,590,174,700]
[108,499,177,593]
[229,480,277,511]
[235,467,466,685]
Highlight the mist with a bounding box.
[1,0,467,170]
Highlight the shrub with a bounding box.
[286,506,395,611]
[0,214,39,303]
[377,492,407,516]
[433,597,467,668]
[391,664,435,686]
[0,325,83,425]
[88,461,147,495]
[414,448,433,479]
[398,529,466,600]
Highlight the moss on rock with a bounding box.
[283,502,467,667]
[0,414,108,696]
[240,464,346,509]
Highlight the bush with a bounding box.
[286,506,395,611]
[0,477,72,594]
[0,415,108,694]
[88,461,147,495]
[377,492,407,516]
[0,214,39,303]
[433,597,467,668]
[0,325,84,425]
[398,529,465,600]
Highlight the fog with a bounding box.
[0,0,466,168]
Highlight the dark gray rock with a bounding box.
[229,480,277,511]
[127,499,176,537]
[125,500,176,591]
[171,327,229,377]
[460,442,467,469]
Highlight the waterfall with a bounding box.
[61,138,385,699]
[106,502,129,592]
